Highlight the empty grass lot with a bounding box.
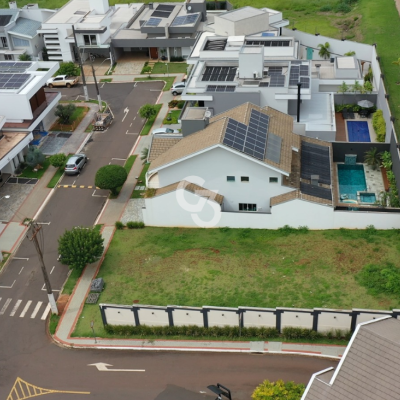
[151,62,188,74]
[50,106,89,132]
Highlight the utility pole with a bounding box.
[89,53,102,111]
[72,25,89,101]
[27,222,58,315]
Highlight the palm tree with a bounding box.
[364,147,382,170]
[18,52,32,61]
[318,42,331,59]
[141,147,149,164]
[392,58,400,84]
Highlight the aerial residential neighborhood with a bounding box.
[0,0,400,399]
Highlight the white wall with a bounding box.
[172,307,204,327]
[280,309,314,330]
[240,307,276,328]
[207,307,238,327]
[155,146,293,213]
[317,309,352,332]
[137,307,169,326]
[104,306,135,325]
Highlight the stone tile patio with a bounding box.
[0,183,35,222]
[121,198,145,223]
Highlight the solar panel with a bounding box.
[300,65,309,76]
[206,85,235,92]
[246,40,290,47]
[270,75,285,87]
[268,66,283,75]
[0,62,32,73]
[299,76,310,89]
[222,109,270,161]
[300,182,332,201]
[300,141,331,185]
[204,39,227,51]
[156,4,175,11]
[151,10,170,18]
[259,82,269,87]
[146,18,162,26]
[202,66,237,82]
[265,133,282,164]
[0,73,30,89]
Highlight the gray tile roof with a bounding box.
[8,17,41,38]
[303,317,400,400]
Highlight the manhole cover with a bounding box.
[86,293,100,304]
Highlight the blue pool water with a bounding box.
[338,164,367,200]
[360,193,376,203]
[347,121,371,142]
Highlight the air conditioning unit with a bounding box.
[311,175,319,186]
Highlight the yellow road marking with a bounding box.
[72,185,77,188]
[80,185,85,188]
[7,377,90,400]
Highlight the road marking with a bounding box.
[14,257,29,261]
[111,158,126,161]
[101,82,105,88]
[72,180,76,185]
[126,132,137,135]
[88,363,145,372]
[31,301,42,318]
[92,190,108,198]
[126,130,128,134]
[9,300,22,316]
[41,303,51,320]
[41,284,59,292]
[133,116,136,120]
[19,267,24,274]
[20,300,32,317]
[134,82,137,87]
[0,280,15,289]
[150,89,159,92]
[58,185,96,189]
[122,107,129,122]
[50,266,55,274]
[0,298,12,315]
[36,222,51,225]
[130,123,132,127]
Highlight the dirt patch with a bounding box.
[396,0,400,16]
[56,294,70,316]
[333,15,363,42]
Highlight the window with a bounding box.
[1,37,8,48]
[13,37,29,47]
[83,35,97,46]
[241,176,249,182]
[269,177,278,183]
[239,203,257,212]
[4,54,13,60]
[227,176,235,182]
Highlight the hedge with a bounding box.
[372,109,386,142]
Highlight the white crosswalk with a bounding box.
[0,298,51,320]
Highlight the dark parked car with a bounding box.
[65,153,87,175]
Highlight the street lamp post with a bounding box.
[165,63,169,77]
[72,25,89,101]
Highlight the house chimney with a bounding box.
[311,175,319,186]
[9,1,17,8]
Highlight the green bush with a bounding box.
[168,100,179,108]
[372,110,386,142]
[95,165,128,195]
[320,5,332,11]
[126,221,145,229]
[177,100,185,109]
[49,153,67,168]
[357,263,400,296]
[252,380,305,400]
[57,61,80,77]
[139,104,158,119]
[336,2,351,13]
[26,147,45,168]
[115,221,124,230]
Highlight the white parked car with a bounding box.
[170,81,186,96]
[152,127,179,135]
[46,75,79,88]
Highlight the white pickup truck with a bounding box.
[46,75,79,88]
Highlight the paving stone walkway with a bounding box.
[120,199,145,224]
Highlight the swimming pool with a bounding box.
[359,192,376,203]
[347,121,371,142]
[337,164,367,200]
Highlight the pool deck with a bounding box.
[335,113,376,142]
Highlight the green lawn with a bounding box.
[19,158,51,179]
[50,106,89,132]
[72,227,400,337]
[139,104,162,136]
[134,77,176,91]
[100,78,112,83]
[47,167,64,188]
[151,62,188,74]
[131,163,150,198]
[163,109,181,125]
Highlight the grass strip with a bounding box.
[49,314,60,335]
[139,104,162,136]
[19,158,50,179]
[131,163,149,198]
[100,78,112,83]
[134,77,175,91]
[50,106,89,132]
[47,167,64,188]
[163,109,181,125]
[62,268,83,296]
[151,62,188,74]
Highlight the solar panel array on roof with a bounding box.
[259,82,269,87]
[206,85,235,92]
[222,109,269,161]
[300,65,309,76]
[146,17,162,26]
[0,15,12,26]
[204,39,227,51]
[0,62,32,73]
[151,10,171,18]
[300,182,332,201]
[202,66,237,82]
[291,61,302,65]
[262,32,275,37]
[268,66,283,75]
[299,76,310,89]
[0,73,30,89]
[289,65,300,86]
[270,75,285,87]
[171,13,199,26]
[246,40,290,47]
[265,132,282,164]
[300,141,331,185]
[156,4,175,11]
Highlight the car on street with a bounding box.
[46,75,79,88]
[65,153,87,175]
[170,81,186,96]
[152,127,179,135]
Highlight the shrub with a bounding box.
[170,56,184,62]
[177,100,185,109]
[372,110,386,142]
[26,147,45,168]
[252,380,305,400]
[335,2,351,13]
[357,263,400,296]
[282,327,322,340]
[19,52,32,61]
[168,100,179,108]
[115,221,124,230]
[320,5,332,11]
[57,61,80,77]
[49,153,67,168]
[139,104,158,120]
[95,165,128,195]
[126,221,145,229]
[55,104,76,124]
[141,65,152,74]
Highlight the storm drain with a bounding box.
[7,177,38,185]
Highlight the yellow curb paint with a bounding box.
[72,185,77,188]
[80,185,85,188]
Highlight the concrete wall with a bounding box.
[204,92,260,115]
[214,12,269,36]
[332,142,389,162]
[100,303,400,333]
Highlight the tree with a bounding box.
[26,147,45,168]
[363,81,373,94]
[57,61,80,77]
[49,153,67,168]
[55,104,76,124]
[344,50,356,56]
[95,164,128,195]
[318,42,331,59]
[392,58,400,84]
[252,380,305,400]
[139,104,158,120]
[364,147,382,170]
[58,227,104,270]
[19,52,32,61]
[351,80,362,93]
[337,81,349,104]
[141,147,149,164]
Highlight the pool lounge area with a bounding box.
[337,162,385,205]
[346,121,371,142]
[335,113,376,142]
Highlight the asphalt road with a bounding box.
[0,81,339,400]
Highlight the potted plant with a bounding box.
[364,147,382,170]
[160,49,167,61]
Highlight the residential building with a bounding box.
[0,60,60,176]
[0,2,54,61]
[302,316,400,400]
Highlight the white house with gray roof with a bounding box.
[0,2,54,61]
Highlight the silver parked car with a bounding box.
[151,127,179,135]
[170,81,186,96]
[65,154,87,175]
